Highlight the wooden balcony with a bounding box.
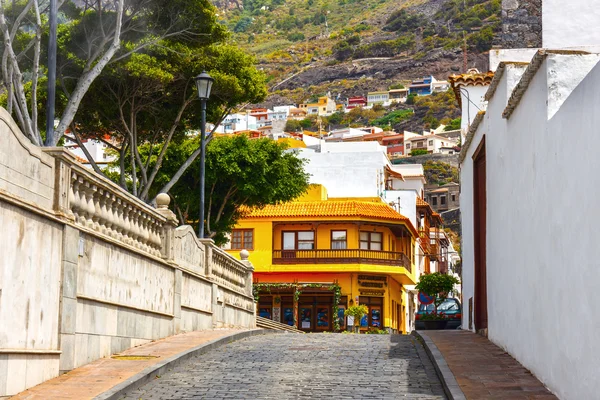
[419,229,430,254]
[272,249,411,273]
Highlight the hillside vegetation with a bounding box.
[213,0,500,87]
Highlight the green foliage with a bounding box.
[389,83,405,90]
[285,119,303,132]
[445,118,461,131]
[384,9,428,33]
[345,305,369,326]
[423,161,459,185]
[468,25,495,52]
[372,109,413,128]
[365,328,389,334]
[406,93,417,105]
[415,272,460,312]
[158,135,310,243]
[410,149,429,156]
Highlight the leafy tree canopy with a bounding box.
[143,135,310,243]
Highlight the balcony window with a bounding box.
[331,230,347,249]
[360,231,382,251]
[283,231,315,250]
[231,229,253,250]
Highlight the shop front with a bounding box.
[253,272,407,333]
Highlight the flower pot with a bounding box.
[422,320,448,330]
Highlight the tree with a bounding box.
[72,39,267,202]
[0,0,228,147]
[146,135,310,242]
[415,272,460,316]
[345,304,368,333]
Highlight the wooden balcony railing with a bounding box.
[272,249,411,273]
[419,229,430,253]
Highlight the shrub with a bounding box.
[410,149,428,156]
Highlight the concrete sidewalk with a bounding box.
[419,330,558,400]
[12,329,269,400]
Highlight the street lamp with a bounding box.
[194,71,214,238]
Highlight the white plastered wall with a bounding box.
[462,53,600,399]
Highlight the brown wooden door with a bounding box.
[473,138,488,331]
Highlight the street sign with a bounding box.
[418,292,434,305]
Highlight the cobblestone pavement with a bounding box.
[122,333,447,400]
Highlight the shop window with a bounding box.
[359,296,384,329]
[331,230,347,249]
[231,229,253,250]
[360,231,382,250]
[283,231,315,250]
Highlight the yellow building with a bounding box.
[225,185,418,333]
[299,96,337,116]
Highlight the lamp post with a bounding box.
[194,71,214,238]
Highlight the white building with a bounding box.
[367,91,390,106]
[459,8,600,395]
[404,134,458,155]
[64,136,116,169]
[216,113,257,133]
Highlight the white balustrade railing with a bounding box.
[67,165,166,257]
[211,246,250,294]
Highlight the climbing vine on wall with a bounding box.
[253,283,342,332]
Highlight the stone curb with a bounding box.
[413,331,466,400]
[94,329,280,400]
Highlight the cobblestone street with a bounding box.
[122,333,446,400]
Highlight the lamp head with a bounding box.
[194,71,214,100]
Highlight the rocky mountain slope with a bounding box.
[213,0,500,100]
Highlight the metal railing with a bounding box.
[272,249,411,272]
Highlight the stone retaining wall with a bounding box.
[0,107,255,396]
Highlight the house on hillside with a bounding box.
[404,134,459,155]
[367,91,390,106]
[300,95,337,116]
[425,182,460,213]
[347,96,368,109]
[389,88,409,103]
[409,76,450,96]
[288,107,308,120]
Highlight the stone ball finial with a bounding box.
[240,249,250,260]
[156,193,171,209]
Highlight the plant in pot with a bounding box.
[415,272,460,330]
[345,304,369,333]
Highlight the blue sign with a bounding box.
[418,292,434,305]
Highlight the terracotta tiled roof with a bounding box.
[243,200,417,235]
[416,197,429,207]
[448,69,495,108]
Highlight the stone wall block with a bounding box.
[59,334,75,373]
[60,297,77,335]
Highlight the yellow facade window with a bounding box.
[231,229,254,250]
[360,231,382,250]
[331,230,347,249]
[283,231,315,250]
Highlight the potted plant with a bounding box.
[345,304,369,333]
[415,272,460,330]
